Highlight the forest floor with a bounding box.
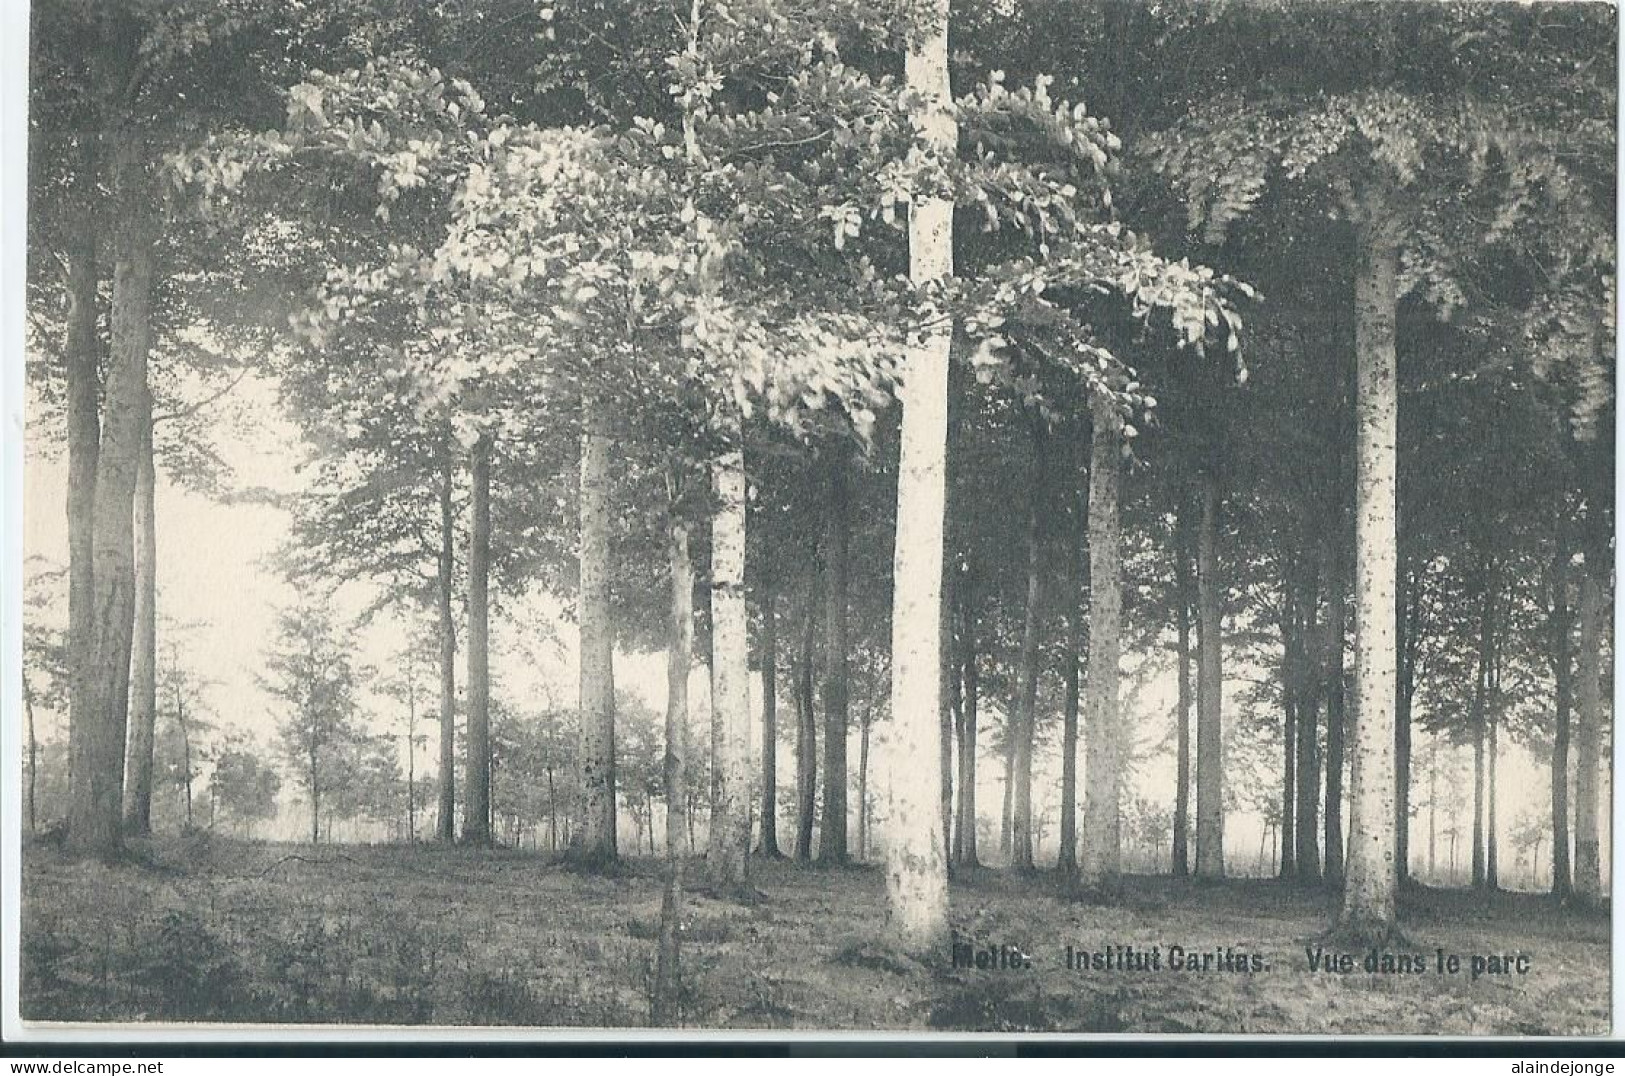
[19,835,1611,1035]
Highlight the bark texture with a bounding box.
[1339,208,1400,941]
[707,432,753,892]
[883,0,953,948]
[123,387,157,835]
[575,393,618,863]
[68,132,154,860]
[436,449,457,843]
[463,433,493,844]
[1079,394,1122,889]
[1194,468,1225,878]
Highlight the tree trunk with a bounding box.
[706,428,752,893]
[1395,572,1417,887]
[574,391,618,864]
[758,582,781,857]
[883,0,953,947]
[64,172,101,832]
[655,663,685,1035]
[956,579,980,868]
[1195,468,1225,878]
[1574,553,1605,902]
[463,433,493,845]
[25,675,39,835]
[1058,459,1085,877]
[1282,676,1298,880]
[1471,565,1492,889]
[435,448,458,844]
[1339,206,1401,941]
[67,133,154,861]
[1295,564,1321,883]
[819,462,850,865]
[1323,532,1347,885]
[123,386,157,836]
[1549,542,1574,899]
[1079,393,1122,889]
[1172,493,1193,877]
[1011,417,1045,871]
[793,585,819,864]
[858,710,872,860]
[794,580,817,862]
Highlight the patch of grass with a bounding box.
[17,839,1611,1033]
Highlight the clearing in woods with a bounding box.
[19,838,1609,1034]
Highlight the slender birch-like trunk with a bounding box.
[956,579,980,868]
[436,447,458,843]
[1058,463,1084,877]
[758,582,781,857]
[820,463,850,864]
[883,0,953,947]
[1549,542,1574,899]
[1011,418,1045,871]
[463,433,493,844]
[1172,494,1193,877]
[1323,532,1347,885]
[794,580,817,862]
[123,387,157,835]
[654,502,692,1022]
[1194,468,1225,878]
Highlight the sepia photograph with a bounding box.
[9,0,1618,1040]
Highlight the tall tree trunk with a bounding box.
[435,448,458,843]
[574,391,617,863]
[68,132,154,861]
[1295,563,1321,883]
[1486,656,1500,892]
[883,0,953,947]
[1549,542,1574,899]
[1059,460,1085,877]
[1281,667,1298,880]
[123,387,157,835]
[1011,417,1045,871]
[1194,468,1224,878]
[1395,571,1417,887]
[706,427,752,892]
[1172,493,1193,877]
[463,433,493,845]
[1471,565,1492,889]
[819,462,850,864]
[1574,549,1606,902]
[1323,532,1347,885]
[64,198,100,822]
[25,676,39,835]
[858,710,872,860]
[956,580,980,868]
[1079,393,1122,889]
[758,581,781,857]
[794,579,817,862]
[1339,205,1401,942]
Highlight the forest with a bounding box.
[19,0,1617,1034]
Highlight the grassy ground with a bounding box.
[19,835,1610,1034]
